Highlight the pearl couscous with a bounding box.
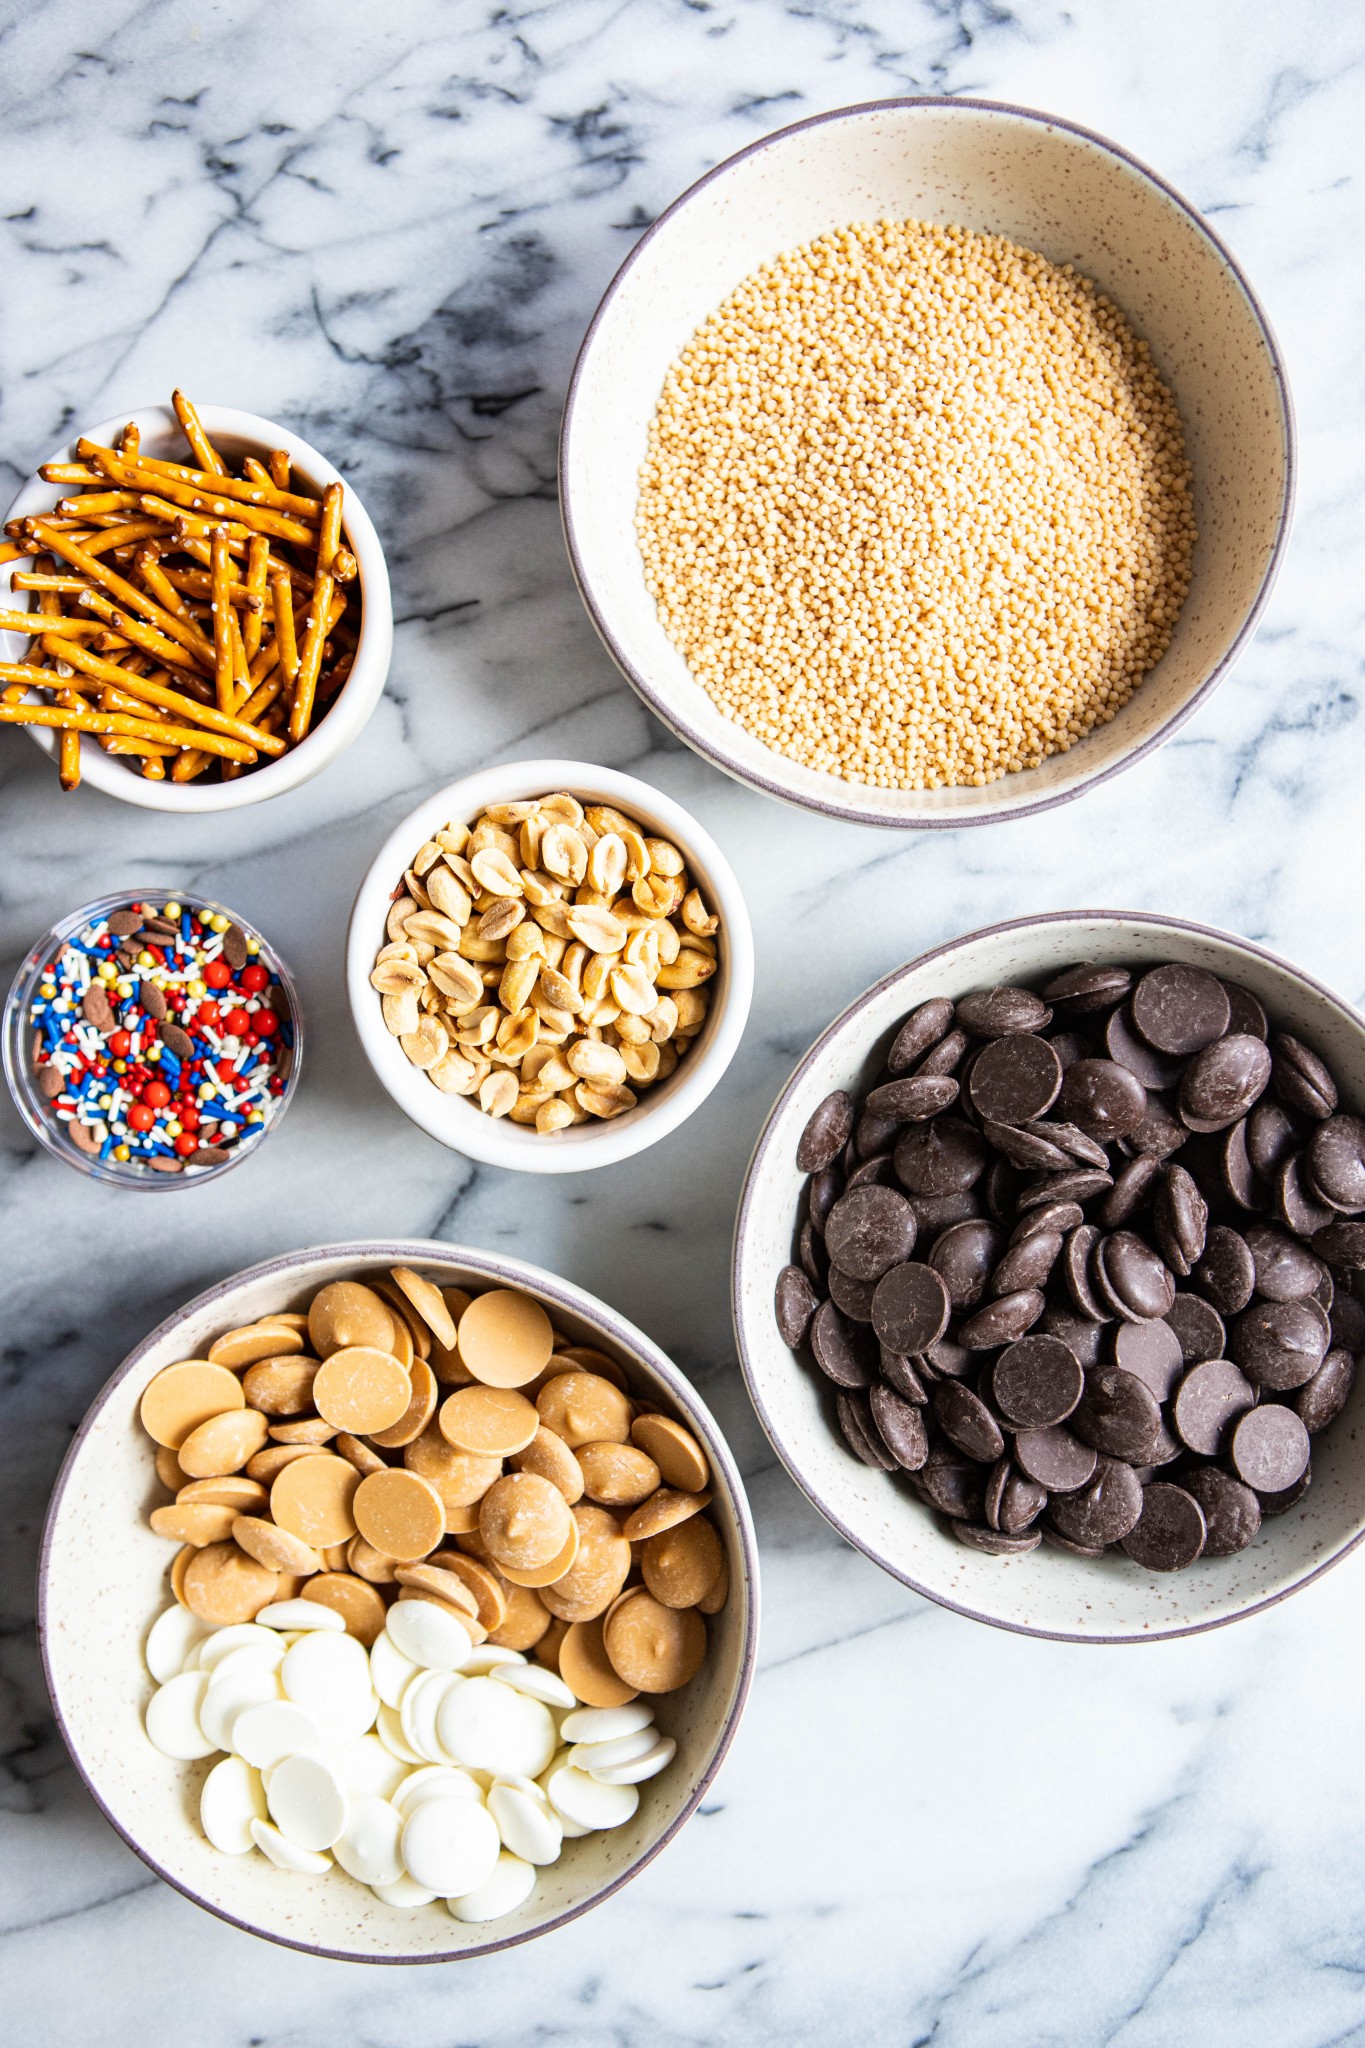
[637,219,1196,791]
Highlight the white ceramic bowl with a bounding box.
[346,760,755,1173]
[39,1240,759,1960]
[733,912,1365,1643]
[562,98,1294,829]
[2,404,392,810]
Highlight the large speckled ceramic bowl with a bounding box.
[562,99,1294,829]
[39,1242,758,1960]
[733,913,1364,1642]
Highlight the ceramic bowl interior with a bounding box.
[346,760,755,1174]
[562,98,1294,829]
[40,1241,758,1960]
[733,912,1364,1642]
[1,404,393,811]
[3,891,303,1190]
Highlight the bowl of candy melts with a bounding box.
[3,891,301,1186]
[38,1242,758,1959]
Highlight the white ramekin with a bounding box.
[346,760,754,1173]
[2,404,392,810]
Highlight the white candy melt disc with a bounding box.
[488,1780,563,1865]
[267,1753,348,1852]
[559,1701,654,1744]
[250,1817,331,1874]
[281,1631,377,1740]
[369,1629,420,1709]
[401,1795,501,1897]
[206,1641,285,1684]
[400,1670,461,1765]
[391,1765,483,1818]
[491,1663,577,1710]
[200,1754,267,1854]
[588,1735,678,1785]
[198,1665,282,1753]
[437,1678,557,1779]
[372,1873,437,1909]
[197,1623,280,1671]
[145,1670,216,1761]
[232,1699,324,1773]
[459,1646,526,1675]
[145,1605,211,1684]
[375,1703,424,1765]
[545,1763,640,1832]
[331,1733,408,1801]
[256,1598,347,1633]
[386,1599,473,1673]
[447,1849,537,1924]
[333,1795,405,1887]
[568,1726,659,1773]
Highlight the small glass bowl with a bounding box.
[3,891,304,1191]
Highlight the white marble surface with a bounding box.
[3,0,1365,2040]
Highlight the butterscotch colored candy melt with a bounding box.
[241,1356,320,1416]
[373,1277,432,1359]
[534,1616,569,1672]
[389,1266,458,1350]
[176,1407,270,1478]
[140,1362,245,1449]
[479,1471,573,1572]
[457,1289,554,1389]
[630,1414,710,1493]
[555,1345,630,1392]
[353,1468,445,1562]
[438,1385,539,1459]
[698,1551,730,1615]
[624,1486,712,1542]
[405,1552,506,1631]
[577,1441,660,1507]
[246,1443,326,1484]
[559,1616,639,1708]
[487,1581,552,1651]
[394,1562,480,1622]
[268,1417,336,1446]
[154,1445,186,1491]
[307,1280,395,1359]
[347,1533,400,1583]
[369,1358,438,1449]
[181,1540,279,1625]
[604,1588,707,1692]
[405,1425,502,1507]
[495,1518,581,1588]
[539,1504,632,1623]
[335,1431,387,1476]
[208,1322,305,1368]
[177,1475,267,1513]
[230,1515,321,1577]
[642,1515,724,1609]
[312,1347,412,1434]
[269,1453,361,1548]
[301,1572,388,1645]
[149,1502,237,1546]
[509,1425,584,1503]
[536,1372,632,1449]
[170,1544,193,1606]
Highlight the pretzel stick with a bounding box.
[208,528,235,713]
[32,524,217,668]
[55,688,83,790]
[104,736,178,757]
[40,636,286,754]
[37,464,103,486]
[172,747,211,781]
[55,491,142,517]
[0,610,103,638]
[332,548,357,584]
[243,535,269,663]
[104,468,319,547]
[172,389,225,475]
[10,572,90,593]
[229,608,252,709]
[316,482,343,574]
[119,420,141,459]
[288,567,334,742]
[270,568,298,687]
[269,449,291,491]
[71,519,163,558]
[0,701,256,760]
[81,440,321,522]
[76,593,214,686]
[133,550,212,647]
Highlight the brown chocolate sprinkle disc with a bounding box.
[917,1028,970,1079]
[1179,1035,1272,1132]
[1072,1367,1162,1462]
[1257,1470,1312,1516]
[1099,1154,1161,1227]
[1279,1155,1337,1238]
[1061,1223,1107,1319]
[916,1448,985,1519]
[1271,1034,1337,1121]
[836,1390,897,1471]
[1166,1292,1226,1364]
[893,1118,987,1196]
[1110,1317,1185,1402]
[824,1185,918,1282]
[1095,1232,1176,1322]
[1131,964,1230,1057]
[1121,1482,1208,1571]
[1039,1306,1105,1368]
[990,1335,1084,1429]
[1056,1059,1148,1142]
[957,1289,1044,1350]
[1231,1298,1329,1390]
[1172,1359,1257,1455]
[871,1261,951,1355]
[955,986,1052,1037]
[1230,1405,1311,1493]
[865,1075,959,1122]
[1180,1466,1260,1556]
[1017,1168,1113,1211]
[967,1033,1062,1126]
[998,1468,1048,1533]
[1104,1002,1184,1089]
[1013,1425,1097,1491]
[1221,981,1268,1040]
[1048,1457,1143,1547]
[809,1300,877,1388]
[1193,1226,1256,1315]
[828,1265,878,1322]
[1043,963,1133,1013]
[1296,1349,1356,1432]
[1308,1115,1365,1212]
[952,1521,1041,1555]
[1221,1119,1259,1209]
[887,998,955,1074]
[774,1266,820,1350]
[1247,1099,1299,1180]
[797,1089,855,1172]
[932,1381,1005,1464]
[881,1350,928,1402]
[1243,1223,1324,1303]
[990,1230,1063,1295]
[1153,1164,1208,1277]
[869,1383,929,1470]
[928,1220,1005,1309]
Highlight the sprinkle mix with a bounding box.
[29,899,295,1175]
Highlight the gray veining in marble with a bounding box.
[3,0,1365,2041]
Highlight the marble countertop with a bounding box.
[4,1,1365,2041]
